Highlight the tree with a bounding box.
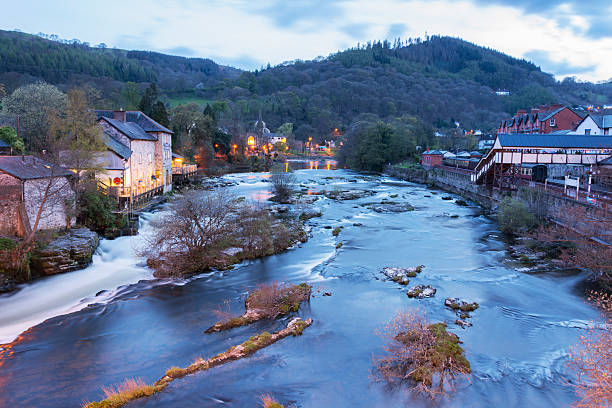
[374,309,471,398]
[270,168,297,203]
[567,292,612,408]
[138,83,158,116]
[141,189,238,276]
[2,82,66,151]
[46,88,105,197]
[150,100,169,127]
[121,82,140,110]
[0,126,24,152]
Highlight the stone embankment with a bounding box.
[31,228,99,276]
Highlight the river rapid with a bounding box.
[0,165,603,407]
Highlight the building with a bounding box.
[574,113,612,135]
[498,105,583,134]
[94,110,173,203]
[171,152,197,182]
[472,133,612,187]
[421,150,443,168]
[0,155,75,237]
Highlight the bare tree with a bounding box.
[270,169,296,203]
[142,189,238,276]
[567,292,612,408]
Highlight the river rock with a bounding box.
[407,285,436,298]
[221,247,243,257]
[299,208,322,220]
[382,265,424,283]
[0,274,16,294]
[31,228,99,276]
[445,298,479,312]
[455,319,473,328]
[441,196,453,200]
[324,189,375,201]
[367,203,415,213]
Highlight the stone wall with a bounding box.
[23,177,76,231]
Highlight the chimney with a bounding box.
[113,108,127,122]
[516,109,527,115]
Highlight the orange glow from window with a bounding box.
[247,136,255,146]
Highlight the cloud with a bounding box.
[524,50,596,76]
[2,0,612,81]
[387,23,408,39]
[473,0,612,38]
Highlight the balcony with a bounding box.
[102,179,165,199]
[172,164,197,175]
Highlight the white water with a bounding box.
[0,213,158,344]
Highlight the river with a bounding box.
[0,165,602,407]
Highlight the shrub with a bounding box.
[497,197,537,235]
[567,292,612,408]
[270,169,297,203]
[0,237,17,251]
[79,190,122,235]
[374,310,471,398]
[246,282,312,318]
[83,378,166,408]
[260,394,285,408]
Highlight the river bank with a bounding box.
[0,168,602,407]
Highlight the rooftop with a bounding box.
[0,155,73,180]
[95,110,173,134]
[100,117,157,141]
[103,132,132,160]
[497,133,612,149]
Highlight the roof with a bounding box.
[100,117,157,141]
[0,156,73,180]
[497,133,612,149]
[539,106,566,121]
[456,151,471,158]
[95,110,173,134]
[103,132,132,160]
[588,114,612,129]
[423,150,443,155]
[172,152,184,159]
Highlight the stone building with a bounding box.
[94,110,173,203]
[0,155,75,237]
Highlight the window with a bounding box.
[585,129,591,135]
[550,118,556,127]
[149,153,152,163]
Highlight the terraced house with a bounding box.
[94,110,173,205]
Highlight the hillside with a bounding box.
[0,30,239,97]
[0,31,610,137]
[213,36,612,136]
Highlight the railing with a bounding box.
[103,179,164,198]
[172,164,197,175]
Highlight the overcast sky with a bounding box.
[2,0,612,82]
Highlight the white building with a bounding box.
[574,113,612,136]
[95,110,173,202]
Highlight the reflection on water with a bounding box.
[285,158,337,171]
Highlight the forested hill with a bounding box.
[1,30,611,135]
[217,36,612,135]
[0,29,240,95]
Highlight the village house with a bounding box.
[421,150,443,168]
[94,110,173,204]
[574,113,612,135]
[0,155,75,237]
[498,104,583,134]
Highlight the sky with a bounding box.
[1,0,612,82]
